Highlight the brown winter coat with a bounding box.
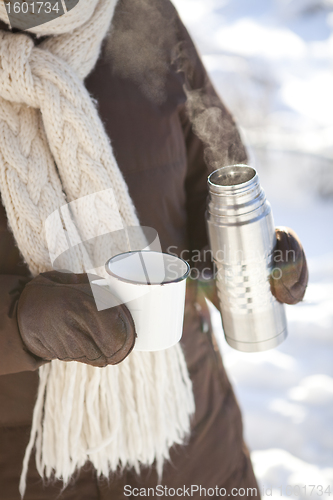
[0,1,259,498]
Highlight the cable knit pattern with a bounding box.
[0,0,195,495]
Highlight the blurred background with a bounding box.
[173,0,333,497]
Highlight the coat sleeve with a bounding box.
[0,274,47,376]
[175,13,248,272]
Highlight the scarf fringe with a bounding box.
[19,347,195,497]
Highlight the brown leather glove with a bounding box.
[270,227,308,305]
[17,271,136,367]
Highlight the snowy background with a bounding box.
[172,0,333,497]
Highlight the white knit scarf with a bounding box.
[0,0,195,496]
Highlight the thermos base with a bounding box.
[225,328,288,353]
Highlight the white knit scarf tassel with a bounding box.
[0,0,194,496]
[20,348,194,494]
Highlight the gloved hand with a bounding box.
[270,227,308,305]
[17,271,136,367]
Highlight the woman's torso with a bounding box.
[0,2,257,497]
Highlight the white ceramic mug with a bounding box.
[104,251,190,351]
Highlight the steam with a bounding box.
[105,0,247,170]
[105,0,177,104]
[184,86,247,171]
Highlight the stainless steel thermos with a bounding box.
[206,165,288,352]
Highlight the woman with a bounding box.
[0,0,308,498]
